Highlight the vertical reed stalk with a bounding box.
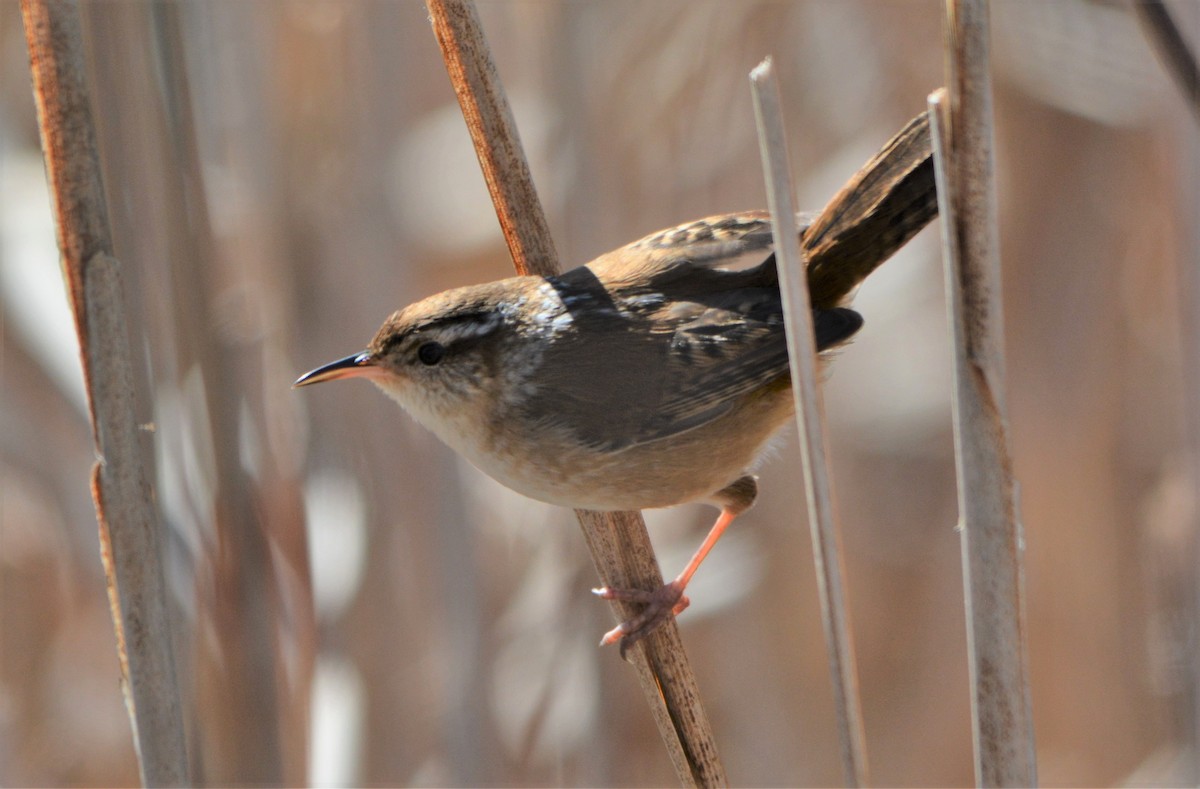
[750,57,869,788]
[20,0,188,784]
[931,0,1037,781]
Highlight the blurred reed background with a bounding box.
[0,1,1197,785]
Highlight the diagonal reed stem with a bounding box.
[424,1,725,785]
[1132,0,1200,124]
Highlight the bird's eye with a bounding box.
[417,341,445,366]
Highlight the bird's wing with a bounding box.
[620,212,775,264]
[593,211,814,275]
[634,299,862,446]
[599,112,937,307]
[516,259,860,452]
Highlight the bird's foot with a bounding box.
[593,580,690,659]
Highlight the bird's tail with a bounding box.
[802,112,937,309]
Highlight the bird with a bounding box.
[295,112,936,655]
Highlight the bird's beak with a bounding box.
[293,351,379,388]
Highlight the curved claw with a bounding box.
[672,594,691,616]
[594,580,687,658]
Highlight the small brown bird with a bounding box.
[296,113,936,653]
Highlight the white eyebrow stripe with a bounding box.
[418,311,504,346]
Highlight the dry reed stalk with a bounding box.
[424,0,725,785]
[932,0,1037,782]
[145,4,290,781]
[20,0,188,784]
[1132,0,1200,124]
[749,57,869,788]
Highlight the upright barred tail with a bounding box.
[802,112,937,309]
[616,111,938,305]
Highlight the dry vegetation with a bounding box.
[0,1,1196,786]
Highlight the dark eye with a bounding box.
[417,341,445,366]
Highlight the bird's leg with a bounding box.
[593,506,738,658]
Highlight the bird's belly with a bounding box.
[450,387,797,512]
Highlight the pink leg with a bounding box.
[594,507,738,657]
[674,507,736,589]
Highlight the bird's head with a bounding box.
[294,278,551,428]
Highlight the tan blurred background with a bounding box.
[1,1,1197,786]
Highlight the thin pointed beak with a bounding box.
[293,351,378,388]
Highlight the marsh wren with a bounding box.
[296,113,936,653]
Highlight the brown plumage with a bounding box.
[295,112,936,653]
